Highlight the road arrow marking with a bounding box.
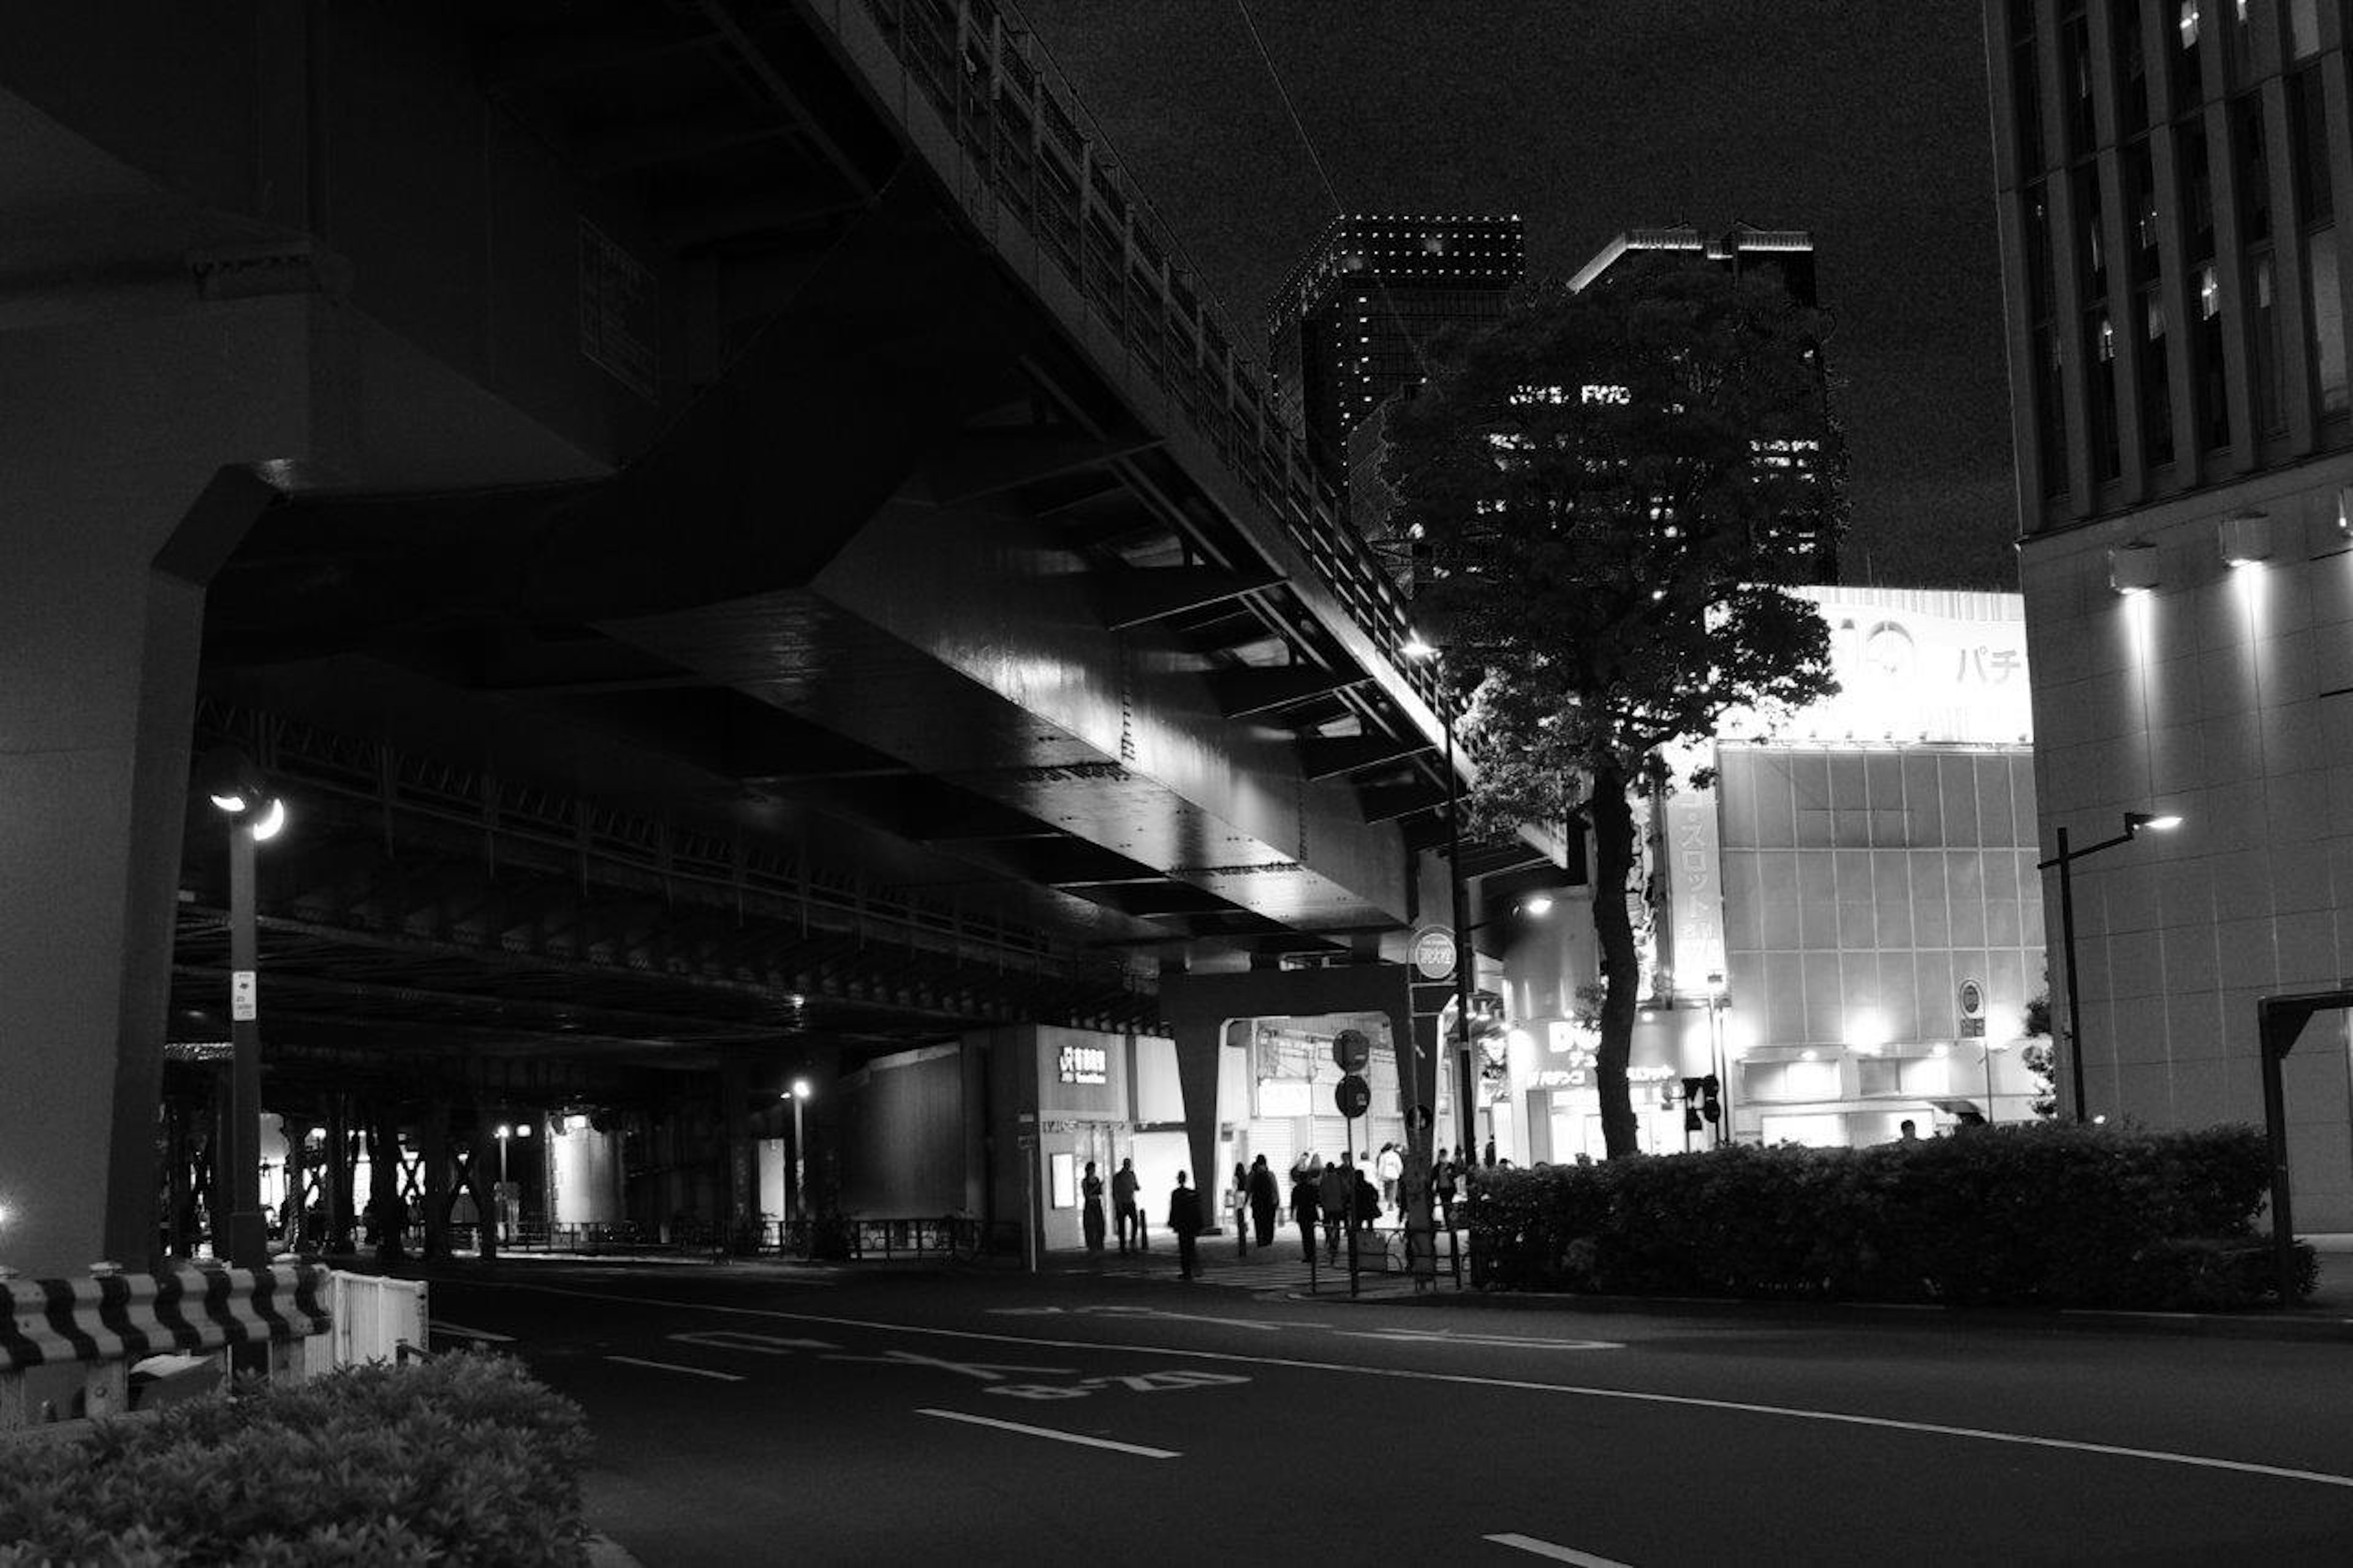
[603,1355,743,1382]
[1485,1534,1630,1566]
[917,1407,1178,1458]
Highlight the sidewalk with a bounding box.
[1040,1227,2353,1339]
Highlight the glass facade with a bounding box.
[1715,745,2045,1142]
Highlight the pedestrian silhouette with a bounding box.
[1080,1160,1106,1252]
[1166,1172,1205,1279]
[1112,1157,1143,1253]
[1289,1159,1320,1261]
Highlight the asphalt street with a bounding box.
[422,1260,2353,1567]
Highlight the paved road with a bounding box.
[423,1260,2353,1566]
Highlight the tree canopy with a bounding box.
[1382,257,1848,1156]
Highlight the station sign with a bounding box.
[1411,926,1457,982]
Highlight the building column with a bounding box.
[0,298,324,1278]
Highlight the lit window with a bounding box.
[2098,316,2117,360]
[2199,265,2221,318]
[2180,0,2199,45]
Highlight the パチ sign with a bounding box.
[1057,1044,1108,1085]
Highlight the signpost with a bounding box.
[1334,1072,1371,1296]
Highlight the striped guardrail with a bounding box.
[0,1262,333,1429]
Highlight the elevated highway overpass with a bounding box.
[0,0,1561,1276]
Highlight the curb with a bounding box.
[1272,1281,2353,1341]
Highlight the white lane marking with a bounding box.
[430,1320,516,1343]
[485,1283,2353,1492]
[1485,1533,1630,1566]
[1341,1330,1622,1350]
[823,1349,1078,1381]
[988,1305,1287,1331]
[603,1355,745,1382]
[672,1331,841,1354]
[917,1407,1178,1458]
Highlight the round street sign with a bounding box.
[1411,926,1458,982]
[1335,1074,1372,1119]
[1330,1028,1372,1074]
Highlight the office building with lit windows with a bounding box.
[1984,0,2353,1227]
[1268,214,1525,488]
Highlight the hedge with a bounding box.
[0,1353,590,1566]
[1468,1121,2316,1309]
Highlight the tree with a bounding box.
[1384,258,1847,1158]
[2021,982,2057,1119]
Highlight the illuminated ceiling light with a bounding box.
[2218,507,2272,566]
[1519,893,1555,916]
[793,1079,812,1100]
[2336,483,2353,538]
[2108,540,2160,594]
[1799,1048,1819,1061]
[250,797,288,842]
[208,791,249,814]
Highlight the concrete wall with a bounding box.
[836,1045,968,1218]
[2020,464,2353,1227]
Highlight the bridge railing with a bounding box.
[837,0,1447,721]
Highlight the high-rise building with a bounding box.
[1567,224,1819,306]
[1571,225,1835,579]
[1982,0,2353,1227]
[1268,214,1525,487]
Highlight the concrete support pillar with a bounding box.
[0,297,323,1277]
[420,1099,452,1260]
[368,1100,404,1260]
[720,1060,752,1231]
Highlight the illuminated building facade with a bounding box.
[1486,589,2045,1159]
[1984,0,2353,1226]
[1269,214,1525,487]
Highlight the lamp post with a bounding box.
[2037,811,2182,1123]
[1705,971,1729,1148]
[789,1080,811,1223]
[493,1121,531,1241]
[1404,636,1478,1164]
[197,746,287,1271]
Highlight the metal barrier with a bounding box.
[0,1262,332,1429]
[325,1271,427,1367]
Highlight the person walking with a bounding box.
[1352,1162,1381,1243]
[1246,1154,1281,1249]
[1432,1146,1461,1230]
[1376,1142,1403,1212]
[1316,1157,1351,1265]
[1289,1159,1320,1261]
[1232,1161,1251,1256]
[1112,1157,1142,1254]
[1166,1172,1205,1280]
[1080,1160,1107,1253]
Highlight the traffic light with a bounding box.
[1699,1074,1722,1125]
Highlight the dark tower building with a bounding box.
[1269,214,1526,488]
[1977,0,2353,1225]
[1569,225,1835,580]
[1567,224,1819,306]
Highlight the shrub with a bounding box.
[1466,1123,2310,1311]
[0,1353,590,1566]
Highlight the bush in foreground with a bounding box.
[0,1352,589,1566]
[1469,1122,2314,1309]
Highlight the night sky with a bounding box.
[1012,1,2019,591]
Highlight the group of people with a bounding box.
[1072,1143,1479,1279]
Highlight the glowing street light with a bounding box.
[788,1080,812,1223]
[2038,811,2183,1123]
[194,745,288,1270]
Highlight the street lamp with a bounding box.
[2037,811,2182,1123]
[1403,634,1477,1164]
[493,1121,531,1242]
[788,1079,811,1223]
[195,745,287,1270]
